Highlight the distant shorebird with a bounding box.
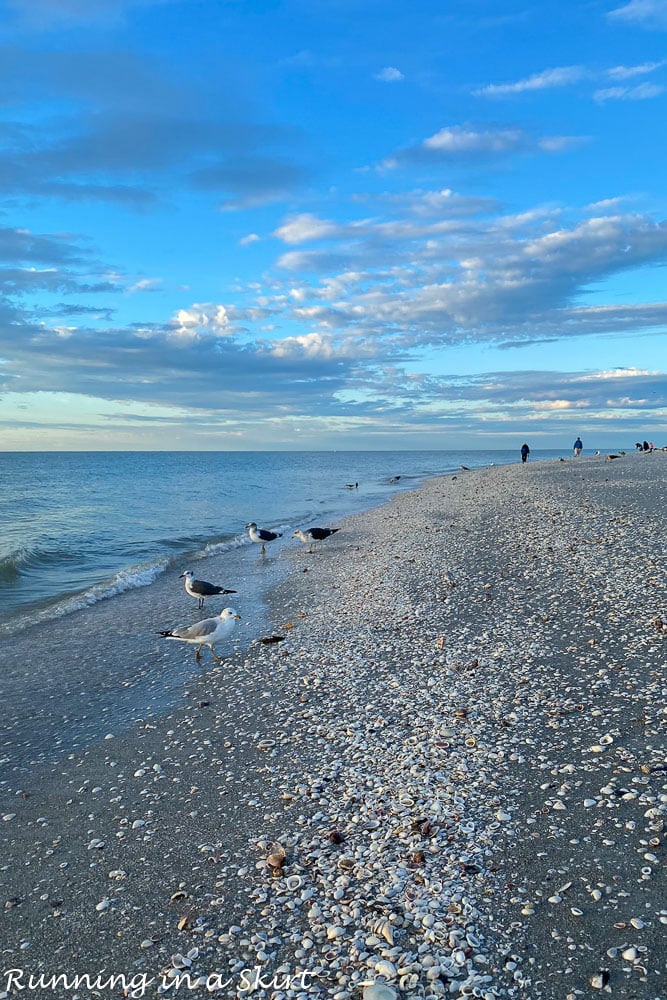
[159,607,241,661]
[292,527,340,553]
[246,522,283,554]
[179,569,236,610]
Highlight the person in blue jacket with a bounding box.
[520,443,530,464]
[573,437,583,456]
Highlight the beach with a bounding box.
[0,453,665,999]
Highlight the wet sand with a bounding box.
[0,453,665,999]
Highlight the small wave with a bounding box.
[0,543,80,583]
[77,562,168,606]
[0,560,168,637]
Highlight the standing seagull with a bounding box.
[292,527,340,553]
[180,569,236,610]
[245,522,283,554]
[159,607,241,662]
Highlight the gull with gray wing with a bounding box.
[246,522,283,554]
[292,526,340,553]
[180,569,236,610]
[159,607,241,661]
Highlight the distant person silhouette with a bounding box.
[520,443,530,464]
[573,437,583,457]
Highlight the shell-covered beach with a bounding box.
[1,454,665,1000]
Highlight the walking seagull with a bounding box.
[292,527,340,553]
[245,522,283,554]
[180,569,236,610]
[159,607,241,662]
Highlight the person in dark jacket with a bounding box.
[520,443,530,464]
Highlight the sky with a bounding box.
[0,0,666,451]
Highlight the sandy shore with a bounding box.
[0,453,665,1000]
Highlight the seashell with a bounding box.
[372,918,394,945]
[257,739,275,750]
[285,875,302,891]
[171,954,192,969]
[373,959,397,980]
[362,985,397,1000]
[599,734,614,745]
[621,947,638,961]
[589,971,610,989]
[337,857,355,871]
[630,917,645,929]
[267,849,286,869]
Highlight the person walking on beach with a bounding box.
[520,443,530,464]
[573,436,583,457]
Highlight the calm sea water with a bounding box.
[0,449,552,636]
[0,449,564,768]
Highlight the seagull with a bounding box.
[292,527,340,553]
[180,569,236,610]
[245,522,283,554]
[158,607,241,662]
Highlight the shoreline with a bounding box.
[1,453,665,999]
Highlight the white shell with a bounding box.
[363,985,397,1000]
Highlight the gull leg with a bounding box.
[261,543,266,554]
[199,597,204,610]
[195,645,202,661]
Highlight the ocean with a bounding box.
[0,449,562,769]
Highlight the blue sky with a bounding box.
[0,0,666,450]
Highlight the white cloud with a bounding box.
[474,66,587,97]
[169,303,231,343]
[578,367,658,380]
[594,82,665,101]
[274,214,340,245]
[127,278,162,293]
[608,0,667,28]
[240,233,261,246]
[374,67,405,82]
[607,59,666,79]
[423,125,525,153]
[378,125,582,171]
[537,136,588,153]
